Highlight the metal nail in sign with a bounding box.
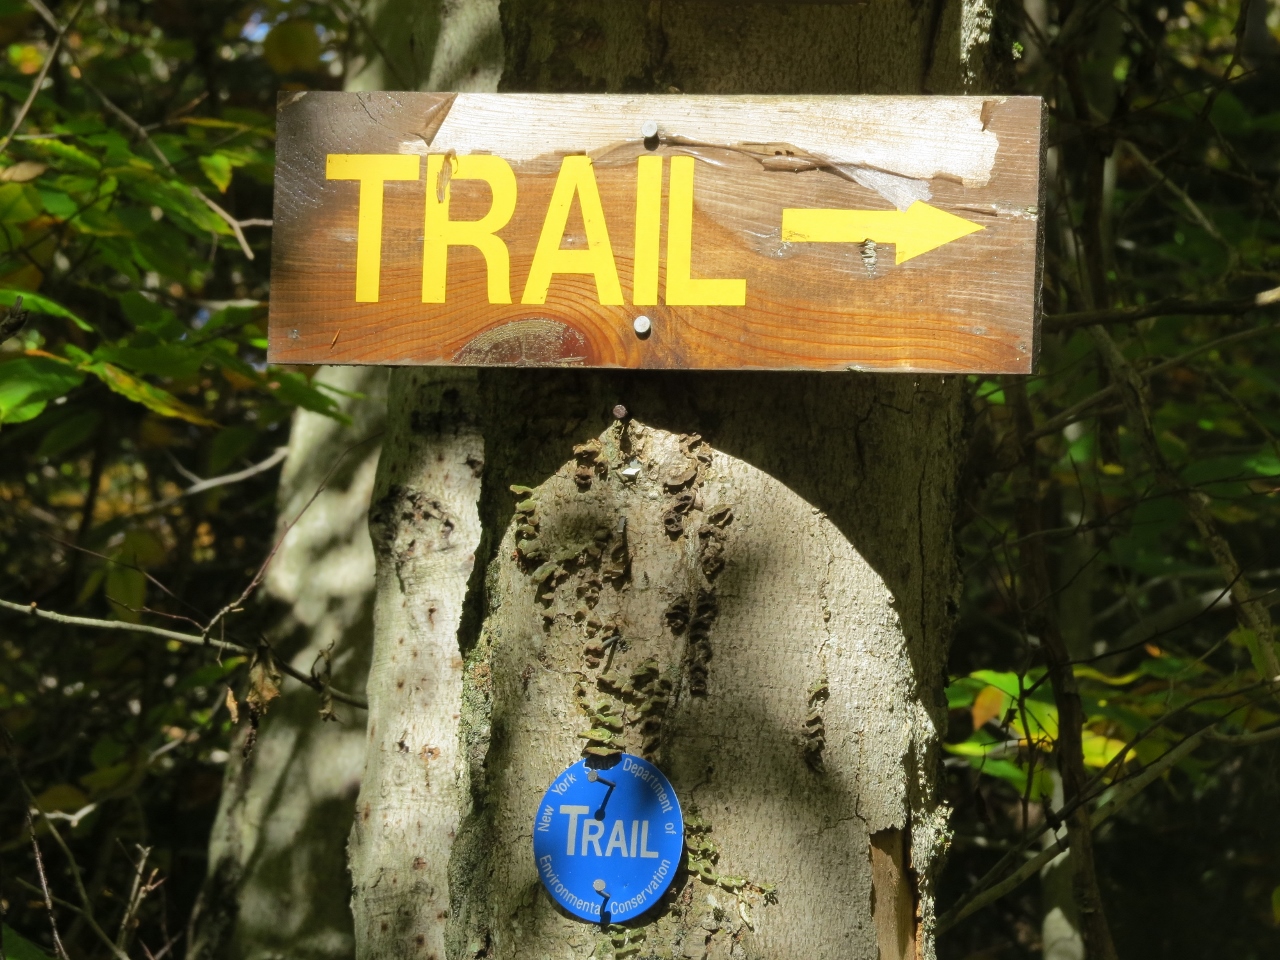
[533,755,683,924]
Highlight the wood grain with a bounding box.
[269,92,1044,373]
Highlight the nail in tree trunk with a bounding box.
[350,3,1007,959]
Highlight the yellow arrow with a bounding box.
[781,201,984,264]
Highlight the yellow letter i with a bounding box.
[633,155,663,306]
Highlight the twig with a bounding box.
[42,24,265,261]
[0,0,88,157]
[1047,285,1280,334]
[40,803,98,829]
[333,0,412,89]
[1090,324,1280,679]
[23,805,70,960]
[1208,724,1280,746]
[115,846,159,953]
[1028,320,1280,440]
[182,446,290,497]
[0,597,239,650]
[937,721,1216,933]
[0,598,368,709]
[132,446,290,518]
[201,432,382,646]
[20,785,129,960]
[191,188,256,260]
[1122,139,1231,253]
[0,294,29,342]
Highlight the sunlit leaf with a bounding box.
[80,360,217,426]
[0,287,93,330]
[0,160,47,182]
[1081,731,1130,769]
[199,152,234,193]
[0,355,84,423]
[972,684,1009,729]
[0,182,41,222]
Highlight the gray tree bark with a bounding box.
[351,5,1009,960]
[190,6,504,958]
[188,365,386,960]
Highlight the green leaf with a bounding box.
[37,410,101,458]
[267,369,348,421]
[94,343,205,380]
[199,153,234,193]
[37,187,80,219]
[0,356,85,423]
[176,656,247,693]
[263,18,323,74]
[969,670,1025,700]
[80,361,217,426]
[118,291,183,336]
[90,735,127,769]
[0,288,93,331]
[0,182,42,223]
[208,424,258,474]
[27,138,102,172]
[2,925,56,960]
[945,675,986,709]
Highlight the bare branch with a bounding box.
[23,806,70,960]
[1027,321,1280,440]
[201,432,382,646]
[0,598,368,709]
[21,789,130,960]
[940,709,1280,933]
[1046,285,1280,334]
[0,597,240,651]
[937,722,1214,933]
[131,446,290,519]
[116,846,160,953]
[0,1,88,157]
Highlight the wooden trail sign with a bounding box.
[269,93,1044,373]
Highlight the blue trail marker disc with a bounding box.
[533,754,684,924]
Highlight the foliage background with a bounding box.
[0,1,1277,959]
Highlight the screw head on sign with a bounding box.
[633,315,652,337]
[641,120,659,139]
[593,879,607,894]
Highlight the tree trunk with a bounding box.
[190,5,504,957]
[188,365,386,960]
[351,3,1007,959]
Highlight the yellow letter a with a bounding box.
[326,154,420,303]
[522,156,623,305]
[423,154,517,304]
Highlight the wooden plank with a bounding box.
[269,92,1044,373]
